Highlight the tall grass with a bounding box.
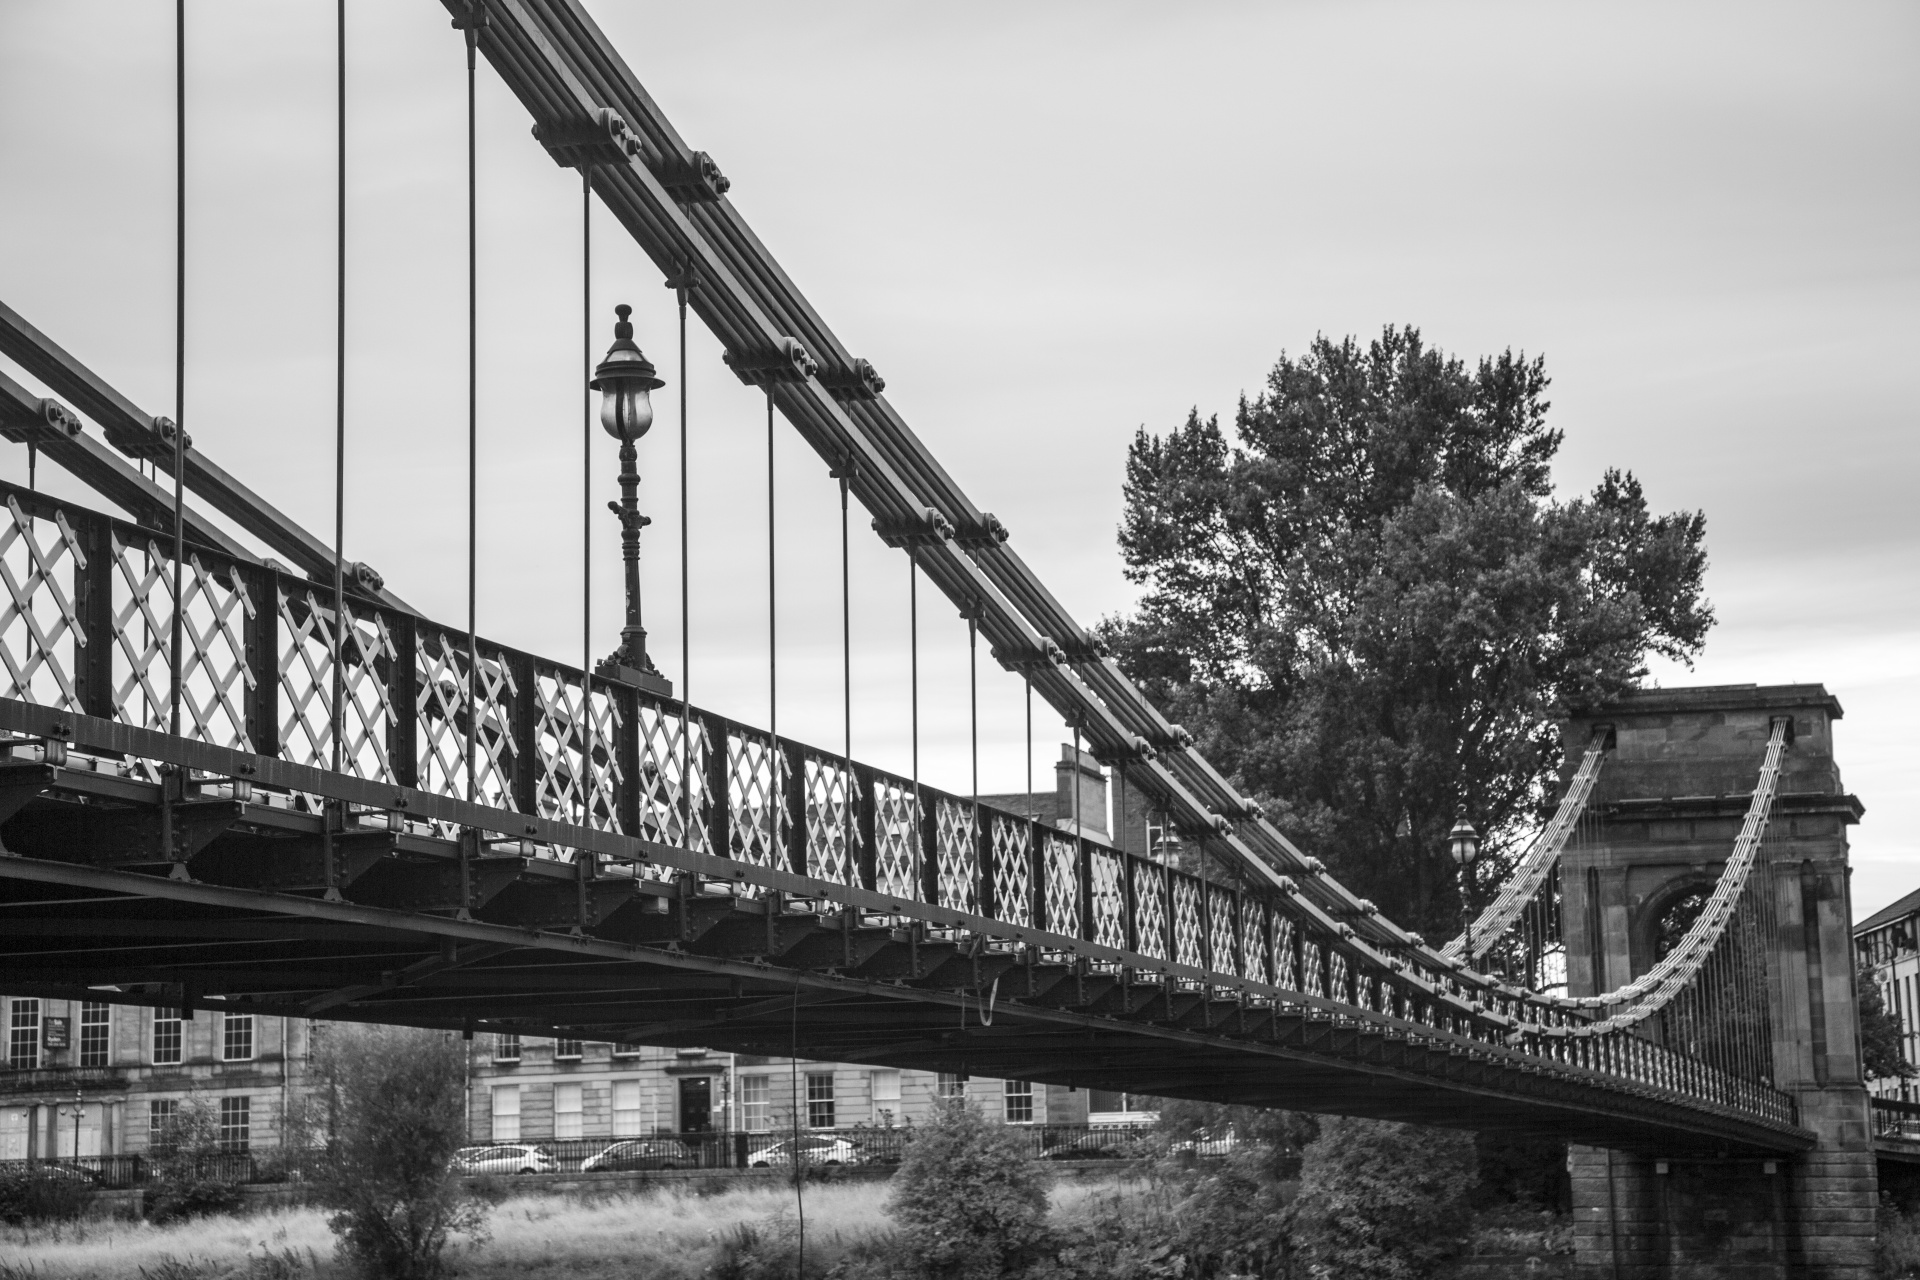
[4,1178,1141,1279]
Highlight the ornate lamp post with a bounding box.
[1449,816,1481,965]
[590,304,672,697]
[58,1086,84,1163]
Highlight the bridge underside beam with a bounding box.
[0,842,1804,1156]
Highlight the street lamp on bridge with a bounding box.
[1448,815,1481,964]
[591,304,672,698]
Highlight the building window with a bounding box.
[493,1034,521,1063]
[554,1083,583,1139]
[553,1039,582,1061]
[152,1008,183,1066]
[612,1042,642,1059]
[148,1100,178,1152]
[806,1074,835,1129]
[7,999,39,1070]
[491,1086,521,1141]
[612,1080,642,1136]
[222,1013,254,1062]
[937,1072,967,1100]
[740,1075,770,1132]
[218,1096,251,1152]
[1003,1079,1034,1124]
[79,1002,111,1067]
[870,1070,901,1125]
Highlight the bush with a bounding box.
[887,1099,1050,1279]
[1881,1194,1920,1279]
[0,1164,97,1224]
[1287,1116,1477,1280]
[144,1097,247,1223]
[311,1024,487,1279]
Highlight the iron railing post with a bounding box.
[703,714,731,859]
[73,508,115,723]
[508,651,538,814]
[388,608,418,788]
[783,741,808,876]
[854,762,877,891]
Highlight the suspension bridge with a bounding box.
[0,3,1881,1275]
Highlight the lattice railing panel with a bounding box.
[414,629,514,809]
[1240,898,1270,985]
[989,813,1032,927]
[726,731,785,881]
[1172,875,1203,970]
[0,499,85,713]
[1328,950,1351,1005]
[1090,849,1125,951]
[112,535,259,753]
[1043,835,1078,938]
[1208,887,1238,979]
[1131,860,1168,960]
[804,756,855,886]
[873,780,920,902]
[531,669,625,833]
[934,798,978,914]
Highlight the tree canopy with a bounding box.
[1107,326,1711,938]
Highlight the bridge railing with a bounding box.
[0,481,1800,1131]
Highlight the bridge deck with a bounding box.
[0,694,1809,1155]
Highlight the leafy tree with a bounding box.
[1153,1097,1317,1179]
[1108,326,1711,938]
[1288,1115,1478,1280]
[888,1098,1049,1279]
[312,1023,487,1280]
[144,1093,246,1222]
[1859,967,1915,1081]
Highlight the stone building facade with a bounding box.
[0,995,311,1160]
[1854,887,1920,1099]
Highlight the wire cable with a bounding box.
[910,556,920,892]
[168,0,186,740]
[677,279,691,846]
[581,168,594,822]
[330,0,346,776]
[767,389,779,862]
[463,6,479,803]
[840,466,852,878]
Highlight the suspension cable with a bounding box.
[840,465,852,871]
[677,279,691,846]
[462,6,479,803]
[168,0,185,740]
[1024,674,1032,822]
[581,169,594,823]
[330,0,346,775]
[767,389,778,857]
[968,615,978,801]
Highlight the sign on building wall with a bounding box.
[42,1016,70,1050]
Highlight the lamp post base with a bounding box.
[594,658,674,699]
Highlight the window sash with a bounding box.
[740,1075,770,1133]
[553,1039,582,1060]
[152,1008,183,1066]
[79,1002,111,1068]
[493,1034,521,1063]
[218,1097,251,1152]
[221,1013,254,1062]
[7,999,39,1071]
[806,1073,835,1129]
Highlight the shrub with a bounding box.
[0,1164,97,1224]
[1287,1116,1477,1280]
[1881,1194,1920,1279]
[887,1098,1050,1279]
[310,1024,487,1279]
[144,1096,246,1223]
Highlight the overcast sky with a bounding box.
[3,2,1915,914]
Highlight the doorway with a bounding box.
[678,1077,712,1133]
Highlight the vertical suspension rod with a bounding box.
[169,0,186,741]
[581,169,594,823]
[767,390,778,852]
[840,466,852,868]
[462,8,479,803]
[677,280,691,845]
[330,0,346,776]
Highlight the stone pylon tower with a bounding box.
[1561,684,1872,1278]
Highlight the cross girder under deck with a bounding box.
[0,715,1807,1156]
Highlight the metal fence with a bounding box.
[0,1125,1160,1190]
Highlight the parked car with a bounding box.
[1170,1128,1238,1157]
[451,1144,555,1175]
[748,1136,863,1168]
[579,1139,699,1173]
